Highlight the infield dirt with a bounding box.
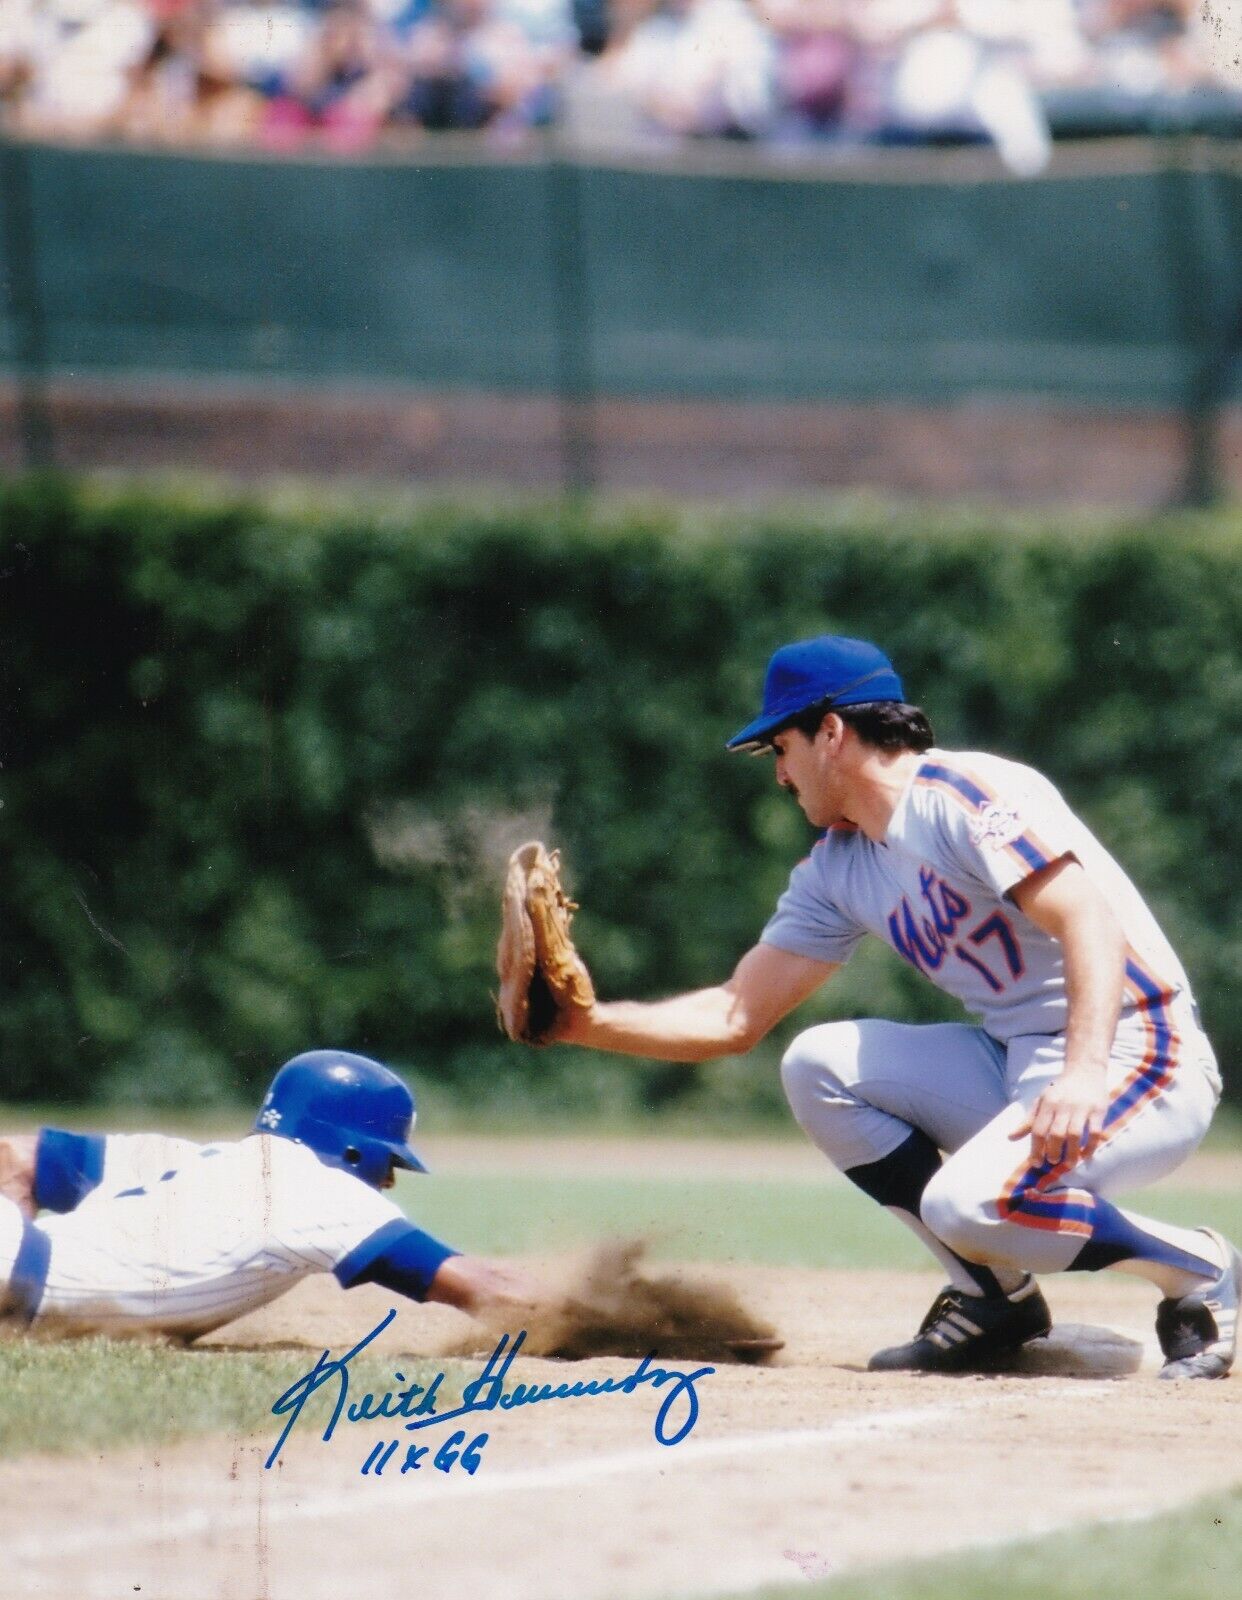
[5,1264,1240,1600]
[6,1137,1241,1600]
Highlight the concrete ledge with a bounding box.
[3,380,1238,507]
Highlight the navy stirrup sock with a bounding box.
[846,1128,1005,1298]
[1068,1197,1220,1276]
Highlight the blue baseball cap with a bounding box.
[726,635,905,751]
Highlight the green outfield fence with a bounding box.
[1,133,1241,498]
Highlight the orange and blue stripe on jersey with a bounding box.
[996,955,1181,1238]
[916,761,1057,877]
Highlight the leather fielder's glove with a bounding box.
[496,841,595,1044]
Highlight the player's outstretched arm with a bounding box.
[336,1226,541,1320]
[553,942,838,1062]
[425,1254,540,1319]
[0,1134,37,1219]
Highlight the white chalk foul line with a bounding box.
[11,1399,986,1568]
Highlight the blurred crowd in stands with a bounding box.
[0,0,1238,170]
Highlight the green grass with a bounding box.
[405,1172,915,1267]
[0,1337,469,1461]
[734,1486,1242,1600]
[399,1170,1242,1270]
[8,1098,1241,1145]
[1202,1102,1242,1151]
[0,1096,824,1140]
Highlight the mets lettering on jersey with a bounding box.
[762,748,1193,1041]
[887,870,1025,994]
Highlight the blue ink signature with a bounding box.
[267,1310,716,1469]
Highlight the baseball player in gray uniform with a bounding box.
[554,635,1239,1377]
[0,1050,531,1338]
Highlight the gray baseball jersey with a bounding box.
[762,748,1192,1041]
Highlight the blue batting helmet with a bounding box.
[253,1050,427,1188]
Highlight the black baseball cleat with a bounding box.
[1156,1229,1241,1381]
[868,1275,1052,1373]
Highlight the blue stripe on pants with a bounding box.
[3,1222,51,1323]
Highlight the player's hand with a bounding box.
[469,1259,541,1319]
[428,1254,540,1320]
[1009,1072,1109,1169]
[0,1135,38,1220]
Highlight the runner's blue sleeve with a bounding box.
[33,1128,106,1213]
[333,1219,460,1301]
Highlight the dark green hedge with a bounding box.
[4,477,1241,1113]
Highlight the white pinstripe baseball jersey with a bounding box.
[17,1133,406,1337]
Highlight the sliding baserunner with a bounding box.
[0,1051,531,1338]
